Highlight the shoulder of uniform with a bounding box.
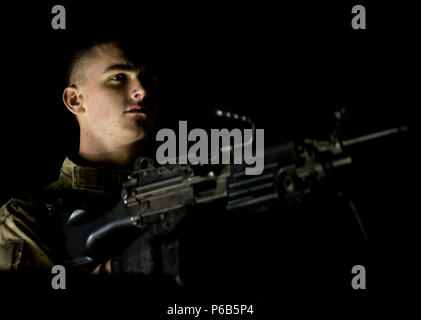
[0,198,14,223]
[0,196,54,271]
[0,197,43,224]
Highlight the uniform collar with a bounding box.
[59,155,132,194]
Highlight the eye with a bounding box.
[110,73,128,82]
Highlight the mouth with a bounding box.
[125,105,150,115]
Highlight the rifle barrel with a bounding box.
[342,125,408,147]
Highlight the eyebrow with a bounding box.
[103,63,138,74]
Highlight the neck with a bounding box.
[78,132,145,169]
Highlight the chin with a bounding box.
[124,120,153,141]
[127,127,151,143]
[136,116,153,131]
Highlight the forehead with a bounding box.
[84,43,134,77]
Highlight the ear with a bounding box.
[63,86,85,115]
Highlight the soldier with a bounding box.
[0,39,161,275]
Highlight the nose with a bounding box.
[130,78,147,102]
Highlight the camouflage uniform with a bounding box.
[0,156,130,272]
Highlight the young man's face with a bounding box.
[77,43,156,146]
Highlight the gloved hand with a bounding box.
[62,198,143,269]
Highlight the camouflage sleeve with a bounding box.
[0,198,54,271]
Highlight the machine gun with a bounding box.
[61,109,409,270]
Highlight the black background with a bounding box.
[0,0,418,316]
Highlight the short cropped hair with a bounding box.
[66,39,121,87]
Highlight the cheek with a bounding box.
[85,89,125,119]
